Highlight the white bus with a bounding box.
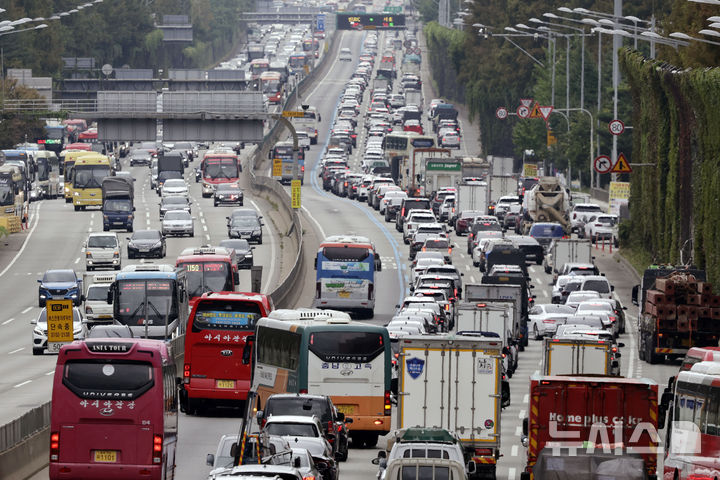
[251,309,392,448]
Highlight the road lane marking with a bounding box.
[45,371,54,376]
[205,234,210,241]
[251,200,276,293]
[523,394,529,404]
[74,257,80,264]
[519,409,526,419]
[470,275,476,282]
[8,347,24,355]
[515,426,522,436]
[21,307,32,314]
[301,206,327,239]
[511,445,518,457]
[14,380,31,388]
[465,265,470,271]
[508,467,516,479]
[2,318,14,325]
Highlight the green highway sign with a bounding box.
[384,6,402,13]
[426,161,462,171]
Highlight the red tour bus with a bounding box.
[181,291,273,414]
[176,246,239,310]
[200,153,240,197]
[77,128,98,143]
[50,339,178,480]
[64,142,93,151]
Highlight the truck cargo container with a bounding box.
[455,301,518,375]
[541,337,618,376]
[398,335,502,479]
[466,282,530,349]
[520,375,660,480]
[543,239,593,278]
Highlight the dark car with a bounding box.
[257,393,352,462]
[227,209,263,244]
[127,229,166,259]
[214,183,244,207]
[159,196,191,219]
[218,239,254,269]
[129,149,153,166]
[528,222,565,250]
[38,269,83,307]
[453,210,484,235]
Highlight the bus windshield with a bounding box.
[192,299,261,331]
[116,279,177,326]
[309,330,385,362]
[181,261,233,299]
[62,360,154,399]
[74,166,110,188]
[37,160,50,181]
[0,182,13,206]
[203,159,238,180]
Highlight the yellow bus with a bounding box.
[72,154,111,210]
[63,150,96,203]
[0,163,25,220]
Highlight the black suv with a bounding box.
[257,394,352,461]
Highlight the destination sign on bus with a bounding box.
[411,138,434,148]
[87,342,133,353]
[184,262,227,273]
[195,311,256,327]
[120,280,171,291]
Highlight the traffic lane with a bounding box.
[0,198,97,424]
[176,415,248,480]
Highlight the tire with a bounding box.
[646,334,662,364]
[74,205,80,211]
[128,251,134,259]
[364,433,378,448]
[533,324,542,340]
[337,449,348,462]
[39,298,46,308]
[536,257,542,265]
[33,348,43,356]
[258,236,263,245]
[214,200,218,207]
[103,225,109,232]
[189,230,194,237]
[127,226,133,233]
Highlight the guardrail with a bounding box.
[0,403,50,480]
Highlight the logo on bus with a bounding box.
[221,350,233,356]
[406,357,425,379]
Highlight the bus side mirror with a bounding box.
[234,272,240,284]
[206,453,215,466]
[229,442,238,458]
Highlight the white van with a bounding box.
[84,232,121,271]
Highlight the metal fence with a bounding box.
[0,402,50,452]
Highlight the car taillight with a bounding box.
[183,364,190,383]
[448,247,452,254]
[609,315,617,323]
[153,435,162,463]
[384,391,392,414]
[301,165,305,172]
[300,389,308,394]
[50,432,60,461]
[542,319,555,324]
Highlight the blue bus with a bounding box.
[108,264,188,341]
[311,235,381,317]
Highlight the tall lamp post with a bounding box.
[1,23,49,110]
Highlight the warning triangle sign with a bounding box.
[538,105,553,122]
[611,153,632,173]
[529,103,541,118]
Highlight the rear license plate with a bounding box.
[94,450,117,463]
[216,380,235,389]
[336,405,355,415]
[338,291,350,298]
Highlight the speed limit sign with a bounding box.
[496,107,508,120]
[608,119,625,135]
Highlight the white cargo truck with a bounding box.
[398,335,502,479]
[486,175,517,209]
[487,155,514,176]
[542,238,593,277]
[453,181,488,222]
[542,337,618,376]
[455,301,518,375]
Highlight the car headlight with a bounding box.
[34,327,46,335]
[73,327,82,335]
[74,191,80,196]
[71,294,78,299]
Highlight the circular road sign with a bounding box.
[594,155,613,174]
[496,107,508,120]
[101,64,113,76]
[517,105,530,119]
[609,119,625,136]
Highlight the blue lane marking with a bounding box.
[307,32,407,310]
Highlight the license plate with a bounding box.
[216,380,235,389]
[48,342,64,353]
[139,248,150,252]
[336,405,355,415]
[94,450,117,463]
[338,291,350,298]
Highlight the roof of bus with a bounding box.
[678,361,720,387]
[250,58,270,63]
[74,155,110,165]
[59,338,170,363]
[34,150,57,159]
[258,309,389,334]
[203,152,238,159]
[64,151,96,162]
[116,271,178,280]
[177,254,233,263]
[65,143,93,150]
[2,149,28,156]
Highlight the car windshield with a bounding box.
[44,271,75,283]
[164,197,187,205]
[87,236,117,248]
[164,211,190,221]
[577,303,612,313]
[232,217,259,227]
[425,240,449,249]
[265,422,318,437]
[530,224,564,237]
[164,179,185,188]
[104,199,131,212]
[133,230,161,240]
[86,285,109,301]
[582,280,610,293]
[266,398,332,423]
[73,165,109,188]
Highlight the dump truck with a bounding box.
[520,375,660,480]
[631,266,720,364]
[101,176,134,231]
[519,176,570,234]
[398,335,503,479]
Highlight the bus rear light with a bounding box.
[304,476,316,480]
[184,364,190,383]
[374,420,384,425]
[153,434,162,463]
[50,432,60,461]
[384,391,392,414]
[474,448,493,456]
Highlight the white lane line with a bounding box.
[8,347,24,355]
[508,467,517,479]
[465,265,470,271]
[45,370,54,376]
[74,257,80,264]
[14,380,31,388]
[203,225,208,232]
[523,394,529,404]
[511,445,519,457]
[519,409,526,419]
[470,275,476,283]
[301,205,327,239]
[251,200,276,293]
[21,307,32,314]
[533,370,539,376]
[2,318,14,325]
[626,313,637,378]
[205,234,210,241]
[529,266,536,273]
[515,426,522,436]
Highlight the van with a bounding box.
[339,48,353,61]
[83,232,121,271]
[578,275,614,299]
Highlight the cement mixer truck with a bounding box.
[518,177,570,235]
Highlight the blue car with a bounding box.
[37,269,82,307]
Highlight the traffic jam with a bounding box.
[2,7,719,480]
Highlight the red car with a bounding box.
[403,120,424,134]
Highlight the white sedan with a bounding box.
[528,304,577,339]
[583,214,619,246]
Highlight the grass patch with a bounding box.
[618,244,654,278]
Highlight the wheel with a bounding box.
[533,324,542,340]
[33,348,43,356]
[128,251,134,259]
[103,225,109,232]
[258,236,263,245]
[39,298,46,308]
[214,200,218,207]
[646,334,662,364]
[337,448,348,462]
[364,433,378,448]
[127,226,133,233]
[189,230,194,237]
[240,201,244,206]
[74,205,80,211]
[536,257,542,265]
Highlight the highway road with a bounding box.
[0,145,289,428]
[24,18,680,480]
